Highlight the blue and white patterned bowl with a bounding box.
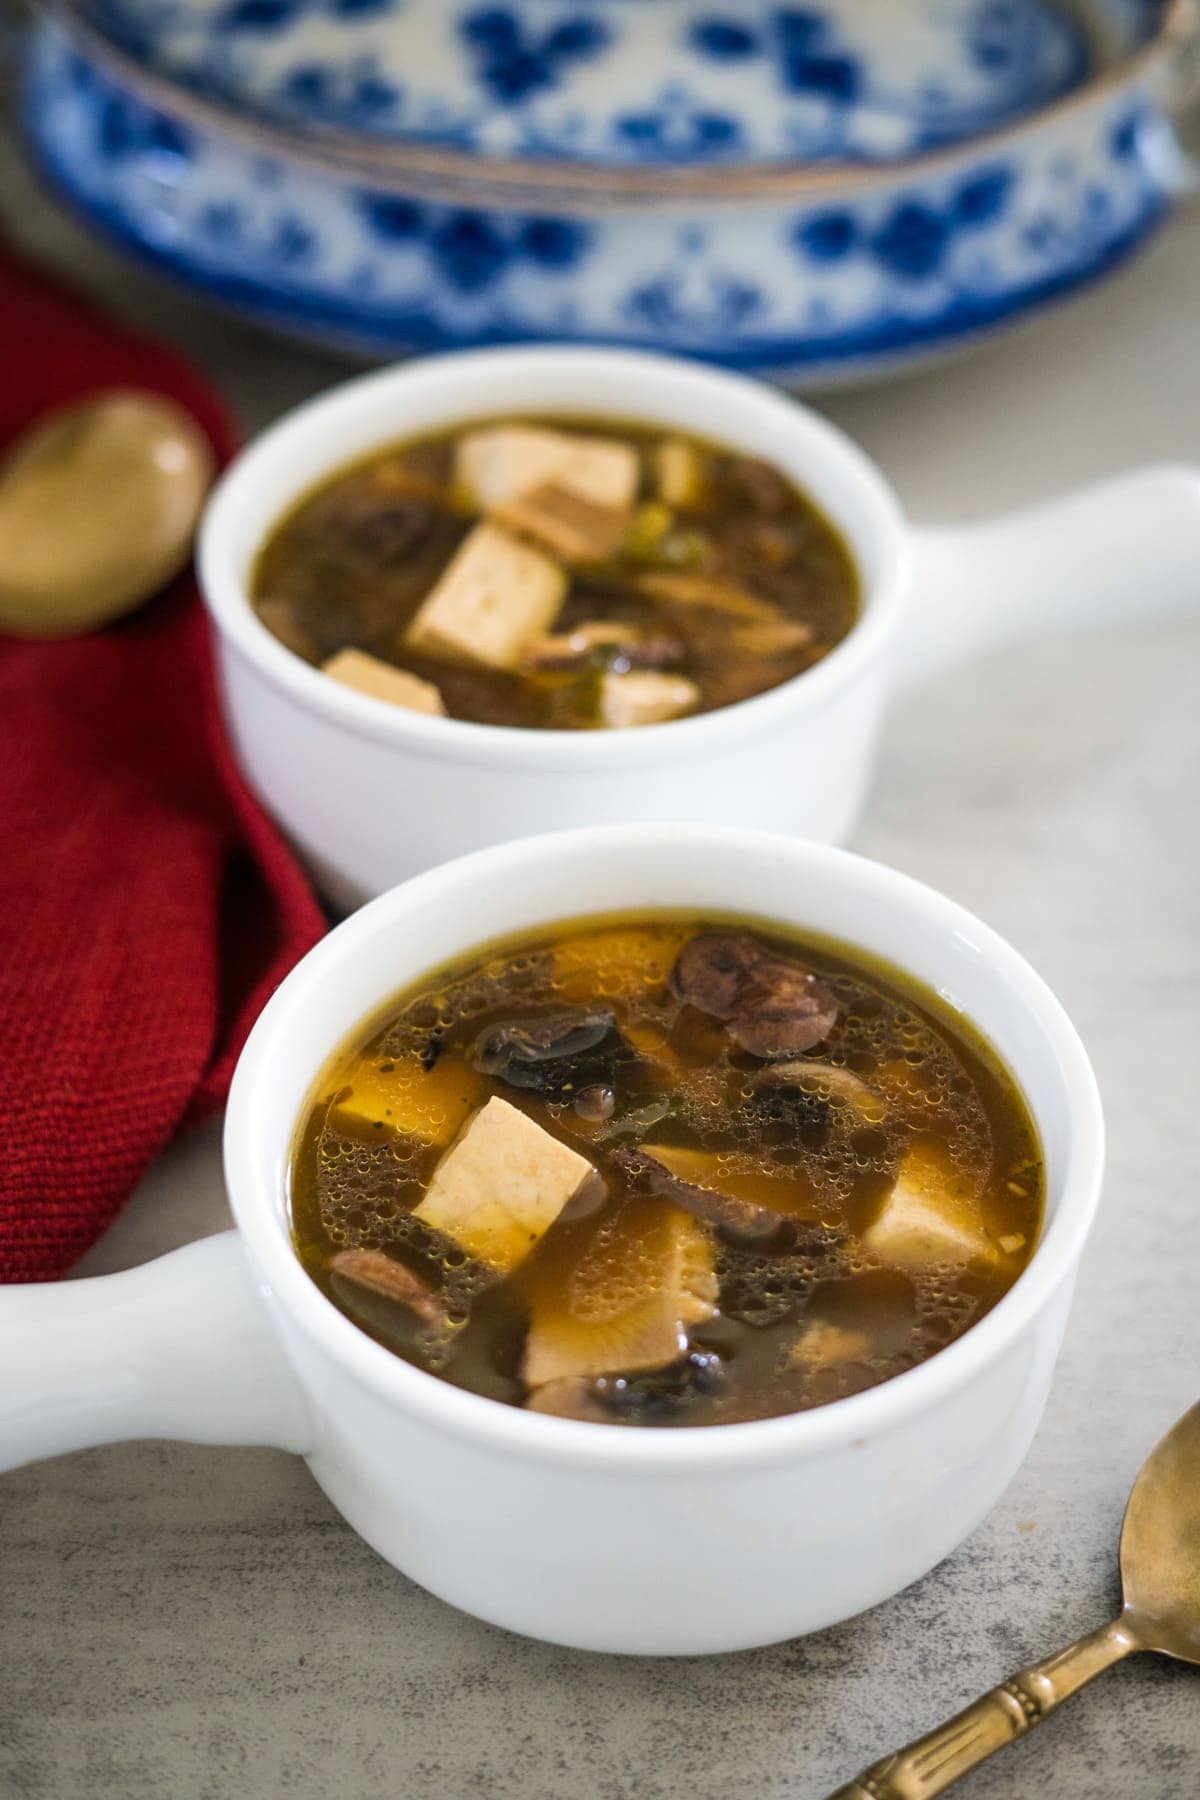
[23,0,1199,382]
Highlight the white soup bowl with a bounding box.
[197,345,1200,908]
[0,826,1103,1655]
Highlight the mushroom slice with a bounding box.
[729,618,814,658]
[752,1060,886,1124]
[414,1097,598,1273]
[864,1142,998,1270]
[519,621,685,674]
[633,570,780,621]
[523,1199,717,1389]
[613,1143,795,1246]
[669,933,839,1058]
[330,1249,447,1327]
[599,670,700,728]
[727,456,792,516]
[471,1007,617,1100]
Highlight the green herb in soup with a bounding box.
[289,917,1043,1427]
[253,419,859,730]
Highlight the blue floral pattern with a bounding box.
[66,0,1117,165]
[25,18,1175,384]
[460,10,610,105]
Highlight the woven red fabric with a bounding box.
[0,244,326,1280]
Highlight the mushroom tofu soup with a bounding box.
[253,419,859,730]
[290,917,1043,1427]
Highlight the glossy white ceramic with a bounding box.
[198,345,1200,909]
[0,826,1104,1654]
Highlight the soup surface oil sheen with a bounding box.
[290,916,1043,1427]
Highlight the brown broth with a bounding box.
[289,915,1043,1428]
[252,418,859,729]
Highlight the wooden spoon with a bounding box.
[0,390,214,637]
[825,1399,1200,1796]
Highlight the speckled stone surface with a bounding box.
[2,86,1199,1800]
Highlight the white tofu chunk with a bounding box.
[599,670,700,728]
[413,1097,595,1272]
[456,425,639,515]
[405,523,567,670]
[523,1200,716,1389]
[864,1142,997,1269]
[321,648,445,715]
[494,482,627,563]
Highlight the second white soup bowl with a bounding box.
[198,346,1200,909]
[0,826,1103,1655]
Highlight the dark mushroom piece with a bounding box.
[330,1248,447,1328]
[726,456,792,516]
[612,1144,786,1247]
[471,1007,620,1101]
[594,1350,726,1419]
[525,1351,725,1423]
[751,1060,886,1123]
[669,933,839,1058]
[520,621,686,675]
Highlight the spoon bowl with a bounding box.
[1121,1400,1200,1665]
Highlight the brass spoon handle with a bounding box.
[825,1618,1139,1799]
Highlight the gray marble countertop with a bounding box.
[2,105,1199,1800]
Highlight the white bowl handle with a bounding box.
[0,1232,310,1472]
[899,464,1200,688]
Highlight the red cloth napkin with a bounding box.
[0,245,326,1281]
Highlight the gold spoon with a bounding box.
[826,1400,1200,1798]
[0,390,215,638]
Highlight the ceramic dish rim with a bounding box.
[42,0,1198,212]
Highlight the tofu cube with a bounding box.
[523,1200,716,1389]
[405,523,567,670]
[864,1142,997,1268]
[599,670,700,728]
[456,425,639,515]
[413,1097,596,1272]
[329,1054,483,1148]
[321,648,445,715]
[494,482,627,563]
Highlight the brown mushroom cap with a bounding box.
[329,1249,447,1327]
[669,933,839,1058]
[612,1144,785,1245]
